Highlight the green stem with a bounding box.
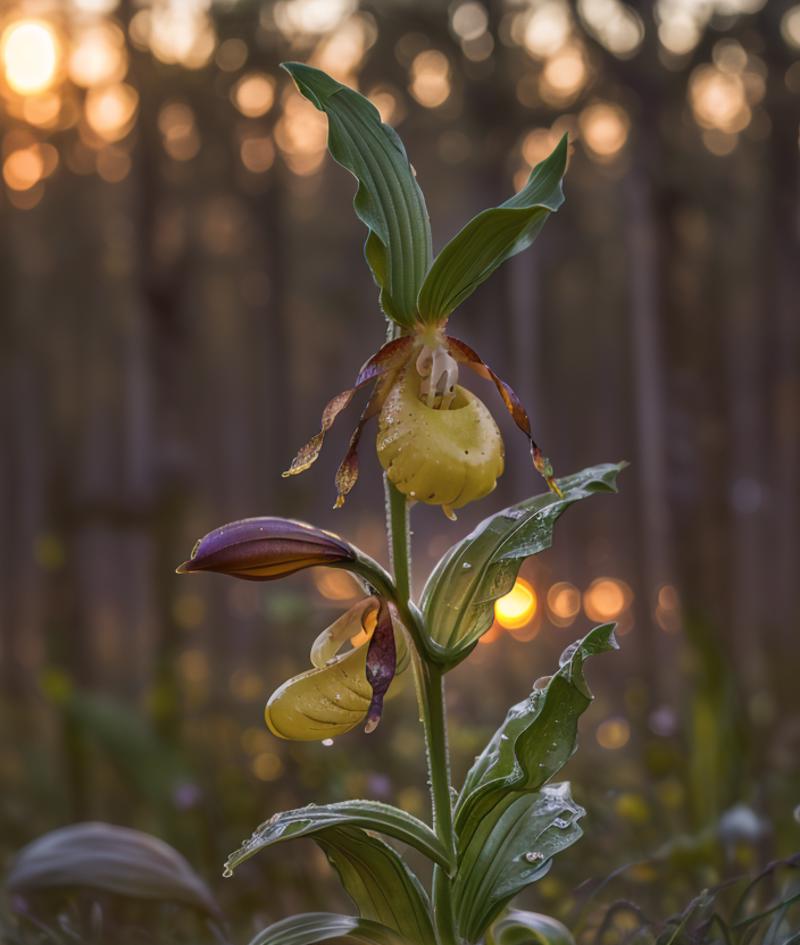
[385,479,458,945]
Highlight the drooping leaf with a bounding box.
[456,625,618,838]
[225,800,451,873]
[226,817,434,945]
[417,135,567,323]
[282,63,432,327]
[248,912,410,945]
[420,463,625,662]
[453,784,584,942]
[487,910,576,945]
[6,823,219,919]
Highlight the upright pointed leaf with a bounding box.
[283,62,432,327]
[456,625,618,837]
[417,135,567,323]
[453,785,584,942]
[420,463,625,662]
[248,912,410,945]
[225,800,451,872]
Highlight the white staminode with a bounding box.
[415,343,459,409]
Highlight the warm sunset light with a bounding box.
[233,72,276,118]
[409,49,451,108]
[689,65,750,135]
[583,577,631,622]
[85,82,138,142]
[1,20,60,95]
[579,102,630,160]
[313,569,359,602]
[68,22,127,88]
[522,1,571,58]
[540,44,587,103]
[494,578,538,630]
[3,147,44,191]
[546,581,581,626]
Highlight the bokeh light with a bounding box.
[578,0,644,58]
[313,570,359,602]
[596,716,631,749]
[240,133,275,174]
[495,578,538,630]
[1,19,60,95]
[274,88,328,175]
[369,85,404,125]
[274,0,357,38]
[409,49,451,108]
[540,44,587,104]
[158,102,200,161]
[3,146,44,192]
[546,581,581,627]
[782,6,800,49]
[583,577,631,622]
[451,2,489,42]
[233,72,276,118]
[85,82,138,142]
[68,22,127,88]
[522,1,572,59]
[579,102,630,161]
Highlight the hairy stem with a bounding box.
[385,479,458,945]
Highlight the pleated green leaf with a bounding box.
[420,463,625,663]
[248,912,411,945]
[453,784,584,942]
[316,827,436,945]
[225,800,451,872]
[227,811,434,945]
[283,62,432,327]
[417,135,567,323]
[487,910,576,945]
[455,625,618,839]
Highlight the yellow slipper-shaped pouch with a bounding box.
[376,367,505,518]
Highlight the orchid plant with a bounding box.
[178,63,623,945]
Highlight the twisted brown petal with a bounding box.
[446,335,563,497]
[364,599,397,734]
[333,370,397,509]
[176,517,355,581]
[282,336,413,478]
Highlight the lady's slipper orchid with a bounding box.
[283,327,562,519]
[177,518,406,740]
[266,595,408,740]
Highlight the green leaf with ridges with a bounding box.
[225,800,451,872]
[453,784,584,942]
[487,910,576,945]
[417,135,567,323]
[227,810,435,945]
[282,62,431,327]
[317,828,435,944]
[455,625,618,838]
[248,912,411,945]
[420,462,625,663]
